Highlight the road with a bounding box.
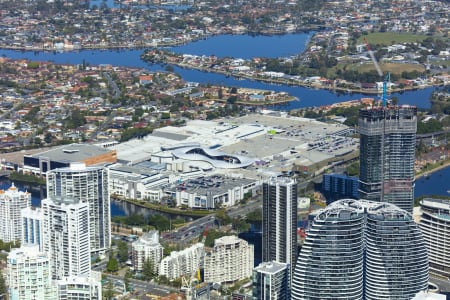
[429,274,450,293]
[163,199,263,244]
[227,200,262,218]
[104,274,178,296]
[163,215,217,244]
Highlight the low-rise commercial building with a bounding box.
[169,175,258,209]
[22,143,116,175]
[56,276,102,300]
[108,163,168,201]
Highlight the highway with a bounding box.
[163,215,217,244]
[162,198,263,244]
[104,274,178,297]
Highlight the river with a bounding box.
[0,164,448,216]
[0,32,447,211]
[0,32,441,109]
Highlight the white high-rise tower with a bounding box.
[262,177,297,287]
[0,183,31,243]
[46,163,110,255]
[42,196,91,280]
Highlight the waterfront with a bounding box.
[0,164,449,217]
[0,33,439,110]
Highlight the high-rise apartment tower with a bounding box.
[262,177,297,285]
[253,261,290,300]
[359,105,417,212]
[292,199,428,300]
[46,163,110,254]
[0,183,31,243]
[420,198,450,277]
[42,197,91,280]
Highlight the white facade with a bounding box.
[173,177,257,209]
[204,236,253,284]
[108,165,167,202]
[21,207,43,251]
[46,163,110,255]
[42,197,91,280]
[420,198,450,277]
[253,261,290,300]
[175,186,245,209]
[132,231,164,273]
[7,245,57,300]
[262,177,297,287]
[0,183,31,243]
[57,276,102,300]
[159,243,204,279]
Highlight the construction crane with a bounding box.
[364,38,390,107]
[181,225,209,300]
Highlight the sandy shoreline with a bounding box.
[415,160,450,180]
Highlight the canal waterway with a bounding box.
[0,165,449,216]
[0,33,440,109]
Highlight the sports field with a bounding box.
[357,32,431,45]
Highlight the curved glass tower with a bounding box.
[292,199,365,299]
[292,199,428,300]
[420,198,450,277]
[365,202,429,300]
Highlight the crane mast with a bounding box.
[364,38,389,107]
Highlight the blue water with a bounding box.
[0,165,448,216]
[89,0,191,10]
[0,32,439,109]
[415,166,450,199]
[168,33,313,59]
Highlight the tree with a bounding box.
[0,272,6,297]
[65,109,86,129]
[246,209,262,223]
[103,280,114,300]
[106,257,119,273]
[124,269,133,292]
[142,258,155,281]
[34,137,42,145]
[44,132,53,144]
[346,162,360,176]
[117,240,129,263]
[215,209,231,225]
[148,215,170,231]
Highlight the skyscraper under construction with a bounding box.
[358,105,417,213]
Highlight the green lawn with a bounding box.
[357,32,430,46]
[356,62,425,74]
[329,62,425,77]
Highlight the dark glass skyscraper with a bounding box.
[358,105,417,213]
[262,177,297,287]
